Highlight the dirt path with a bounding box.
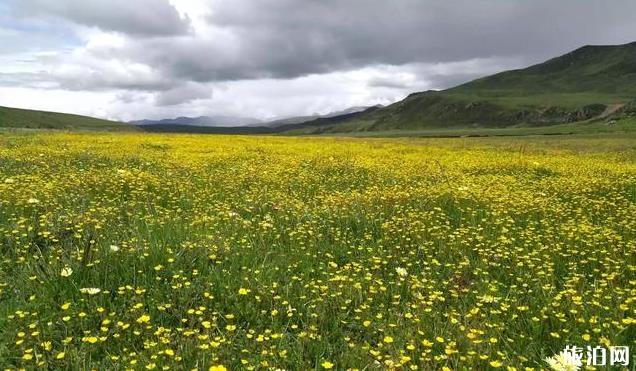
[597,103,625,119]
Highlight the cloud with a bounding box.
[154,82,212,106]
[13,0,190,36]
[0,60,173,92]
[408,57,527,90]
[71,0,636,87]
[3,0,636,120]
[114,91,149,104]
[0,40,174,92]
[186,0,636,81]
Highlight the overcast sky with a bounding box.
[1,0,635,121]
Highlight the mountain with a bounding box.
[138,106,381,132]
[131,115,262,127]
[289,42,636,134]
[259,115,320,128]
[272,106,383,132]
[261,106,379,128]
[138,124,275,134]
[0,105,137,131]
[322,106,376,118]
[139,106,383,134]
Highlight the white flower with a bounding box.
[109,245,120,252]
[395,267,408,277]
[27,198,40,204]
[60,267,73,277]
[80,288,101,295]
[4,178,14,184]
[545,352,581,371]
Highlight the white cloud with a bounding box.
[0,87,120,119]
[154,82,212,106]
[1,0,636,121]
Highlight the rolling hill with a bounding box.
[289,42,636,134]
[0,105,137,131]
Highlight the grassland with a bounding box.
[284,115,636,138]
[0,131,634,370]
[0,106,137,131]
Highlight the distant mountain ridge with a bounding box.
[261,106,380,128]
[139,106,383,134]
[132,106,379,129]
[131,115,263,127]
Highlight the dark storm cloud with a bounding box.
[154,83,212,106]
[147,0,635,82]
[5,0,636,111]
[14,0,190,36]
[0,64,174,92]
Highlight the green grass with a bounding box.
[286,116,636,138]
[0,131,634,369]
[452,42,636,101]
[442,92,633,109]
[0,105,137,131]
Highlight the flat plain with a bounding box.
[0,131,634,370]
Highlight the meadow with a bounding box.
[0,131,634,370]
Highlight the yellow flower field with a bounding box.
[0,132,634,370]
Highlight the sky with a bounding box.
[1,0,636,122]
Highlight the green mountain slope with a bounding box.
[289,42,636,134]
[453,43,636,98]
[0,105,137,131]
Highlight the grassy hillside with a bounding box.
[0,105,137,131]
[285,116,636,138]
[450,42,636,103]
[289,42,636,134]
